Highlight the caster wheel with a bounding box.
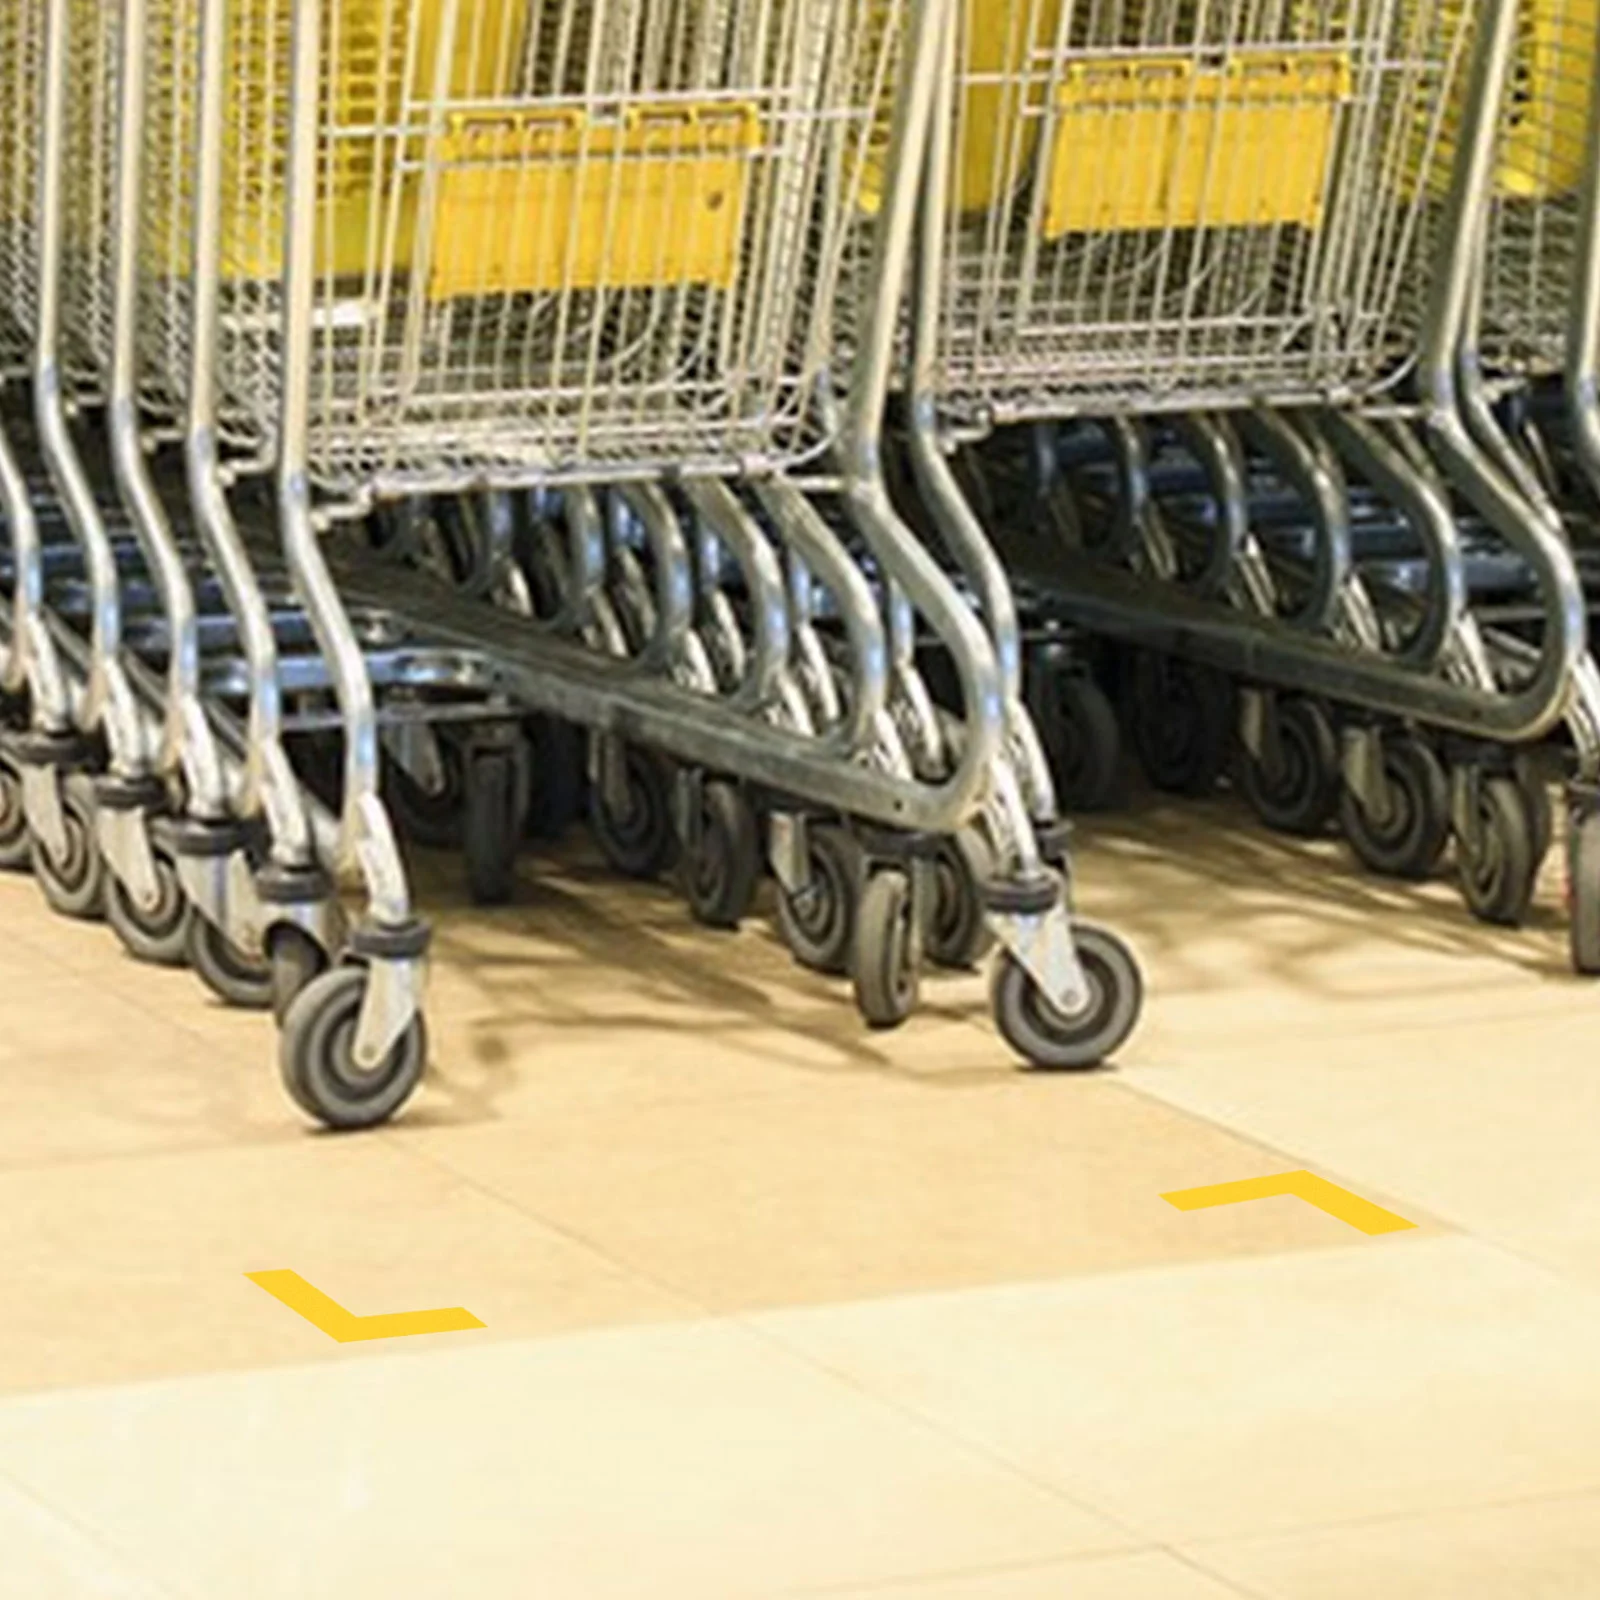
[1568,805,1600,974]
[279,965,427,1130]
[0,753,30,870]
[1458,774,1537,928]
[30,779,105,920]
[384,738,464,850]
[991,922,1143,1070]
[684,779,761,930]
[525,716,584,841]
[1516,762,1553,872]
[187,914,273,1009]
[1339,734,1450,881]
[1237,696,1341,837]
[463,743,528,906]
[1127,654,1234,797]
[589,744,677,879]
[269,924,330,1025]
[775,823,860,975]
[852,868,921,1030]
[926,827,996,970]
[1030,663,1121,813]
[106,846,191,966]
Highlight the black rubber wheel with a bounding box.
[30,779,105,920]
[384,737,464,850]
[0,753,30,870]
[684,779,761,930]
[991,922,1143,1070]
[588,744,677,879]
[463,745,525,906]
[1568,805,1600,975]
[525,715,585,841]
[1236,696,1341,837]
[852,868,921,1030]
[279,964,427,1130]
[105,845,191,966]
[775,823,860,975]
[187,914,273,1010]
[926,828,996,970]
[269,923,330,1025]
[1339,734,1451,881]
[1126,653,1234,797]
[1457,774,1537,928]
[1030,664,1121,813]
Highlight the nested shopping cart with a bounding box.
[896,0,1598,940]
[0,0,243,965]
[1452,0,1600,965]
[157,0,1143,1098]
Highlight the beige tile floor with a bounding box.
[1,794,1598,1597]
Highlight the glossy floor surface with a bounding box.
[4,795,1599,1598]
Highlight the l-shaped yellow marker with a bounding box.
[1161,1171,1417,1236]
[247,1270,485,1342]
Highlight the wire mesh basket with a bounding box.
[924,0,1483,425]
[190,0,900,496]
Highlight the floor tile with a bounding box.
[0,1321,1132,1600]
[1192,1491,1600,1599]
[0,1136,690,1395]
[402,1070,1400,1315]
[0,1471,174,1598]
[784,1549,1247,1599]
[752,1237,1600,1543]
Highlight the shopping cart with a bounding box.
[897,0,1596,945]
[162,0,1143,1087]
[1449,1,1600,963]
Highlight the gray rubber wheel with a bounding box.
[1127,654,1233,797]
[0,754,30,870]
[684,779,760,930]
[776,823,859,975]
[106,846,191,966]
[991,922,1143,1070]
[464,745,526,906]
[187,914,273,1010]
[1237,697,1341,837]
[852,868,921,1030]
[1034,667,1121,813]
[269,924,330,1025]
[589,745,677,879]
[926,828,996,970]
[1458,774,1537,928]
[1339,734,1450,881]
[1517,764,1553,872]
[30,779,105,920]
[1569,807,1600,975]
[279,965,427,1130]
[385,738,464,850]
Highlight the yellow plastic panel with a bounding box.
[1042,49,1353,236]
[1496,0,1600,199]
[216,0,523,281]
[427,104,759,297]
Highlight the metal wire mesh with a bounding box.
[0,1,45,379]
[141,0,204,421]
[926,0,1481,423]
[1478,0,1599,375]
[62,0,120,399]
[191,0,893,496]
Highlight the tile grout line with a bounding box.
[0,1460,189,1600]
[381,1127,730,1321]
[1101,1073,1452,1232]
